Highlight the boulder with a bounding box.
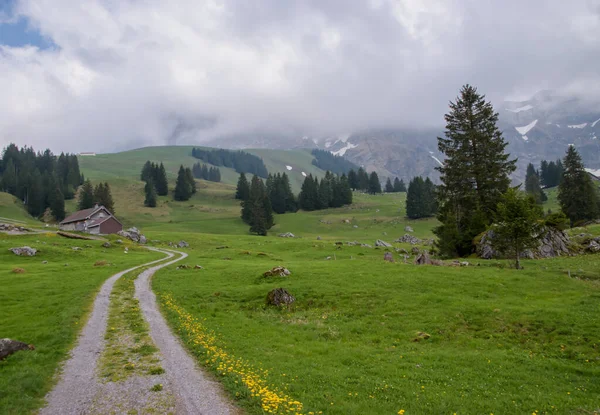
[375,239,393,248]
[404,226,414,233]
[278,232,295,238]
[139,235,147,244]
[414,252,441,266]
[361,243,373,248]
[353,225,359,228]
[411,247,420,255]
[194,265,204,269]
[316,236,322,240]
[117,228,147,244]
[116,239,123,244]
[266,288,295,306]
[72,247,82,251]
[394,234,421,245]
[383,252,394,262]
[0,338,34,360]
[263,266,291,277]
[587,240,600,253]
[178,240,189,248]
[102,242,111,248]
[396,248,409,255]
[476,227,571,259]
[9,246,37,256]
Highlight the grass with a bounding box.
[0,233,163,415]
[99,267,165,382]
[0,192,38,226]
[153,233,600,414]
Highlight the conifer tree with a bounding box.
[385,177,394,193]
[78,179,95,210]
[27,169,45,217]
[357,168,369,191]
[393,177,407,192]
[340,173,353,205]
[434,85,517,257]
[48,178,66,221]
[155,163,169,196]
[94,182,115,213]
[348,169,358,190]
[524,163,546,204]
[144,179,157,207]
[406,177,425,219]
[368,171,382,194]
[298,174,318,211]
[185,167,196,194]
[243,175,274,235]
[1,158,17,194]
[491,188,543,269]
[235,173,250,200]
[281,173,297,212]
[558,146,600,226]
[141,161,153,181]
[174,165,192,201]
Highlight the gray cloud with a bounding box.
[0,0,599,152]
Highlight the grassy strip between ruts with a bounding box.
[99,266,165,382]
[160,294,308,415]
[0,233,164,415]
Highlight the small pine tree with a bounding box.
[244,175,274,235]
[144,179,157,207]
[348,169,358,190]
[174,165,192,201]
[155,163,169,196]
[368,172,382,194]
[394,178,407,192]
[558,146,600,226]
[491,188,543,269]
[235,173,250,200]
[385,178,394,193]
[524,163,546,204]
[78,179,95,210]
[141,161,153,181]
[185,167,196,194]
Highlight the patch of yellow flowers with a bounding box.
[162,294,305,414]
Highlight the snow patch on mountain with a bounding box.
[522,135,529,141]
[332,142,357,156]
[324,141,332,148]
[591,118,600,128]
[301,171,307,177]
[515,119,538,135]
[430,155,443,166]
[568,123,587,129]
[506,104,534,113]
[286,165,292,171]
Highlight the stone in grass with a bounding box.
[178,240,189,248]
[9,246,37,256]
[404,226,414,233]
[375,239,392,248]
[266,288,295,306]
[12,267,26,274]
[383,252,394,262]
[278,232,295,238]
[263,266,291,277]
[0,338,34,360]
[102,242,111,248]
[412,332,431,342]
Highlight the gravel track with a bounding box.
[40,250,176,415]
[136,248,236,414]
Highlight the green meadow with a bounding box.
[1,146,599,414]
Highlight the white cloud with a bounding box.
[0,0,599,153]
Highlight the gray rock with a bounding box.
[411,247,420,254]
[139,235,147,244]
[263,266,291,277]
[395,234,421,245]
[375,239,393,248]
[587,240,600,253]
[316,236,322,240]
[116,239,123,244]
[476,227,571,259]
[178,241,189,248]
[42,260,48,264]
[266,288,295,306]
[102,242,111,248]
[72,247,82,251]
[278,232,295,238]
[361,243,373,248]
[0,338,34,360]
[384,252,394,262]
[9,246,37,256]
[404,226,414,233]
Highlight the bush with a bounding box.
[545,212,569,231]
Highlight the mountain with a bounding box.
[202,91,600,184]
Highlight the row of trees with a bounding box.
[347,168,382,194]
[174,166,197,201]
[77,180,115,213]
[524,163,548,204]
[384,177,407,193]
[191,148,268,178]
[240,175,274,235]
[0,144,84,220]
[540,159,563,187]
[311,149,358,175]
[298,172,353,211]
[192,163,221,182]
[405,177,437,219]
[141,161,169,196]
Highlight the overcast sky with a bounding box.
[1,0,599,153]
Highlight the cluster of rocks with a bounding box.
[266,288,295,306]
[168,241,189,248]
[117,227,147,244]
[394,234,421,245]
[176,264,203,270]
[0,223,29,233]
[319,219,332,225]
[476,227,571,259]
[263,266,291,277]
[404,226,414,233]
[9,246,37,256]
[278,232,295,238]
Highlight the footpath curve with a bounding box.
[136,248,236,414]
[41,249,178,415]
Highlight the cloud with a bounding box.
[0,0,599,152]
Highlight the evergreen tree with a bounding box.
[423,177,438,216]
[368,171,382,194]
[434,85,517,257]
[235,173,250,200]
[144,179,157,207]
[174,165,192,201]
[155,163,169,196]
[27,169,45,217]
[357,168,369,191]
[339,173,353,205]
[141,161,153,181]
[524,163,546,204]
[348,169,358,190]
[385,177,394,193]
[48,178,66,221]
[406,177,425,219]
[491,188,543,269]
[243,175,274,235]
[1,158,17,194]
[298,174,318,211]
[78,179,95,210]
[93,182,115,213]
[393,177,406,192]
[558,146,600,226]
[185,167,196,194]
[281,173,297,212]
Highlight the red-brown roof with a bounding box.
[60,206,110,225]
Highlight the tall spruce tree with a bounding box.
[243,175,274,235]
[155,163,169,196]
[385,178,394,193]
[434,85,517,257]
[141,161,153,181]
[174,165,192,201]
[298,174,318,211]
[185,167,196,194]
[48,178,66,221]
[144,179,157,207]
[393,177,406,192]
[348,169,358,190]
[357,168,369,191]
[78,179,95,210]
[27,169,45,217]
[235,173,250,200]
[368,171,382,194]
[558,146,600,226]
[524,163,546,204]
